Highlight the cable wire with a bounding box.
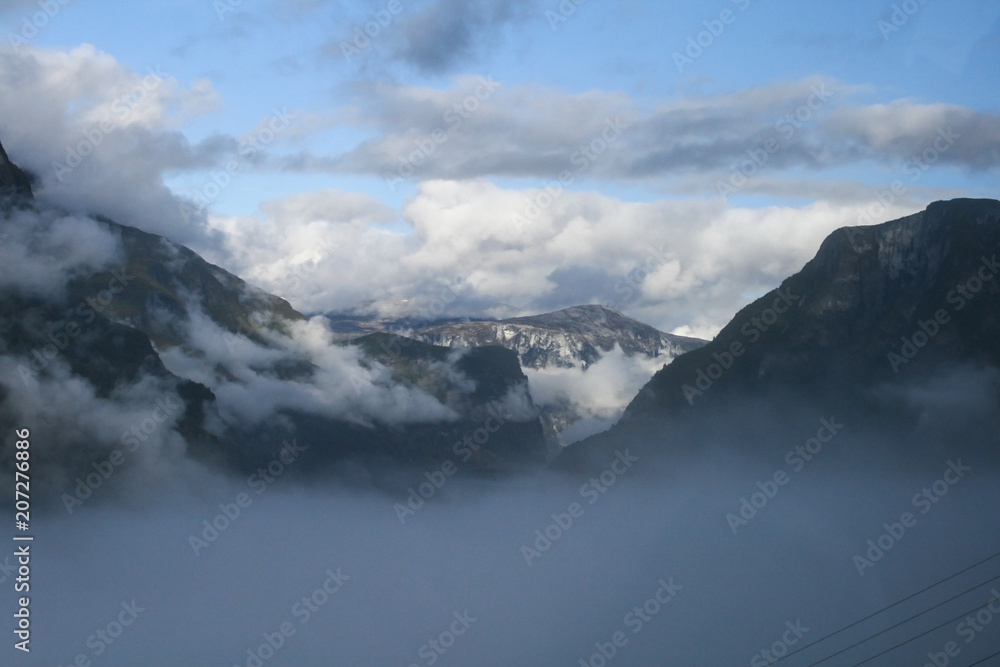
[853,591,1000,666]
[772,551,1000,664]
[966,649,1000,666]
[804,573,1000,666]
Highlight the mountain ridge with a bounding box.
[0,138,549,490]
[413,304,705,369]
[555,197,1000,470]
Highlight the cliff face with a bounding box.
[556,199,1000,470]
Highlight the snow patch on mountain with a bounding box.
[415,305,704,370]
[411,305,706,444]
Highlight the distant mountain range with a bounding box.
[322,305,706,444]
[412,305,704,369]
[3,137,998,491]
[4,124,696,487]
[408,306,706,444]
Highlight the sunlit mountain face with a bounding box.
[1,1,999,665]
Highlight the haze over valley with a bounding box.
[1,1,999,665]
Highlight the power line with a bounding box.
[805,573,1000,666]
[853,591,1000,666]
[966,649,1000,666]
[772,550,1000,664]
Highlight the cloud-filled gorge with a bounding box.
[2,1,1000,665]
[3,198,999,665]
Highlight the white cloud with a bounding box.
[157,304,463,429]
[2,44,984,350]
[0,204,121,299]
[0,355,193,491]
[0,44,226,245]
[524,344,670,444]
[205,180,915,335]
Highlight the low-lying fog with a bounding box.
[8,425,999,666]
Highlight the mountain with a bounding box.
[400,305,702,445]
[2,137,301,356]
[408,305,705,445]
[413,305,705,369]
[0,140,547,495]
[555,198,1000,471]
[0,140,33,200]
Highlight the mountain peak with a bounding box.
[552,198,1000,471]
[587,199,999,430]
[415,304,705,371]
[504,304,700,343]
[830,198,999,257]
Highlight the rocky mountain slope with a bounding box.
[414,305,704,369]
[556,198,1000,471]
[409,305,705,445]
[0,140,547,496]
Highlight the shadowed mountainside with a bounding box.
[556,198,1000,471]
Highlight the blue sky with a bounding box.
[1,0,998,335]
